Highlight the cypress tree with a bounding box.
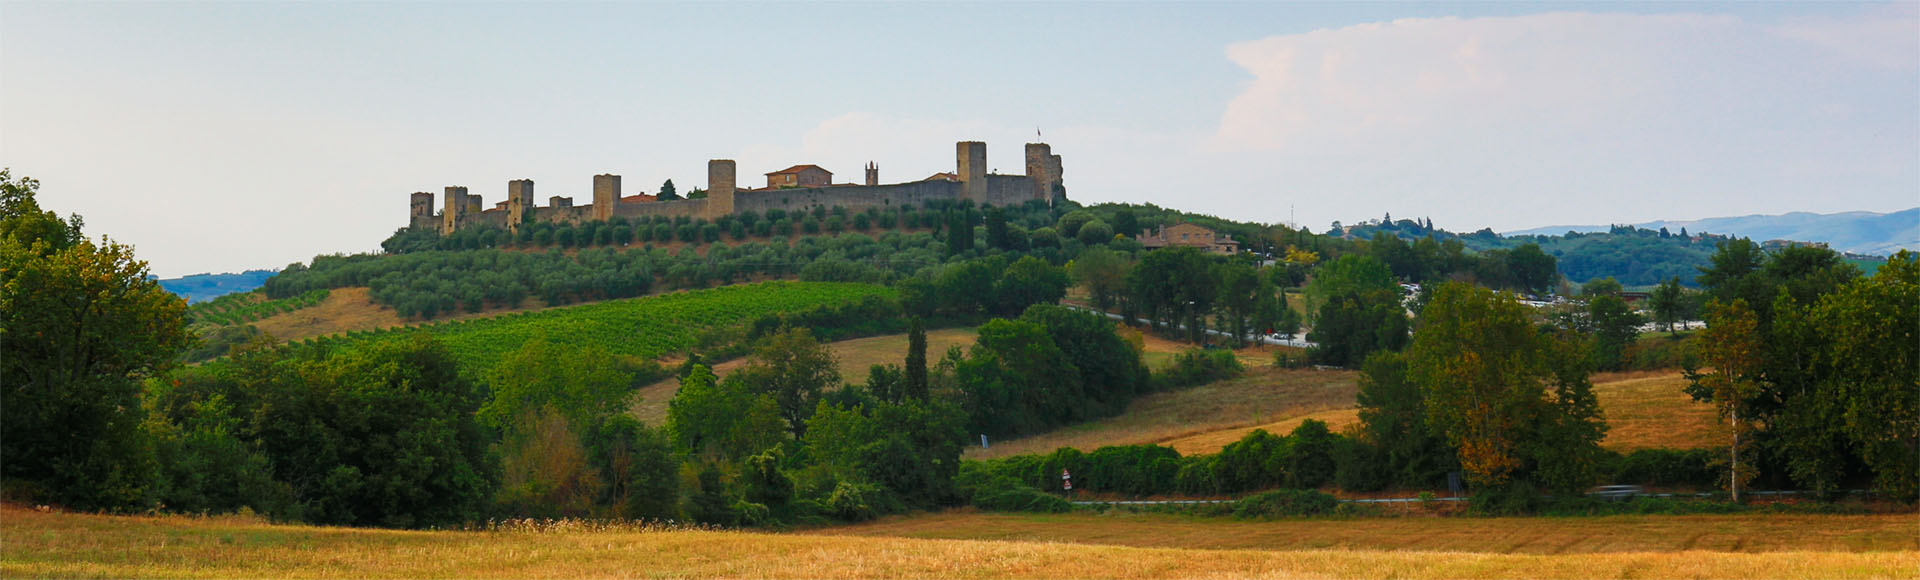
[905,317,928,400]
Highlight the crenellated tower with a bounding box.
[506,179,536,232]
[441,186,468,235]
[410,192,435,230]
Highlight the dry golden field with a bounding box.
[968,367,1360,459]
[1590,372,1728,451]
[5,505,1914,579]
[969,369,1724,459]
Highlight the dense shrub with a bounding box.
[1602,448,1718,487]
[1152,348,1244,390]
[1232,489,1338,518]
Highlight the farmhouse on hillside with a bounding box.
[1140,223,1240,255]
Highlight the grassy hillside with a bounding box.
[7,505,1912,579]
[300,281,894,370]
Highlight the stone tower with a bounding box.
[865,161,878,186]
[410,192,434,230]
[442,186,468,235]
[957,141,987,202]
[593,174,620,221]
[707,159,736,218]
[506,179,536,232]
[1025,143,1063,203]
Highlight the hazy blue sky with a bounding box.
[4,2,1915,277]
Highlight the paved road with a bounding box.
[1065,305,1318,349]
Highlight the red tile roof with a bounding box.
[766,164,830,176]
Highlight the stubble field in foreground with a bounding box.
[5,505,1914,579]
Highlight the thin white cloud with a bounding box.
[1200,9,1917,232]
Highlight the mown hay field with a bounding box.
[967,367,1361,459]
[5,505,1914,579]
[969,369,1723,459]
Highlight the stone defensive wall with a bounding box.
[412,141,1062,235]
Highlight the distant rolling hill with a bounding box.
[1506,208,1918,256]
[157,270,276,304]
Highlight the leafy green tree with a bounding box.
[1351,352,1455,489]
[1580,277,1624,297]
[1111,208,1140,239]
[955,318,1083,437]
[1306,289,1408,368]
[1302,254,1395,324]
[1069,246,1129,311]
[666,364,784,461]
[993,255,1070,316]
[1077,219,1113,246]
[1586,294,1644,371]
[1505,243,1558,295]
[588,415,680,520]
[731,327,840,438]
[167,335,496,527]
[1689,299,1763,501]
[1056,210,1096,239]
[1286,419,1338,489]
[1808,251,1918,500]
[1019,304,1151,416]
[1407,282,1606,492]
[478,338,634,432]
[658,179,680,201]
[1649,276,1687,333]
[1,170,189,508]
[1126,247,1217,341]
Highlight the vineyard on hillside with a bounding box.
[186,289,329,327]
[307,281,895,369]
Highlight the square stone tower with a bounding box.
[507,179,536,232]
[593,174,620,221]
[957,141,987,202]
[410,192,435,230]
[706,159,736,218]
[442,186,469,235]
[1024,143,1062,203]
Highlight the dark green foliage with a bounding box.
[1152,348,1244,391]
[993,256,1070,316]
[1216,429,1291,492]
[2,171,190,510]
[1349,352,1456,490]
[904,318,928,401]
[157,335,494,527]
[146,394,290,515]
[1080,445,1182,496]
[1603,448,1717,487]
[1586,294,1645,371]
[955,319,1084,438]
[1126,247,1218,342]
[1020,305,1152,414]
[587,416,680,520]
[1285,420,1337,489]
[1306,288,1409,368]
[1232,489,1339,518]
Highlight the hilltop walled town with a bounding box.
[413,141,1064,234]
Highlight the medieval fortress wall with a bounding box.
[411,141,1064,234]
